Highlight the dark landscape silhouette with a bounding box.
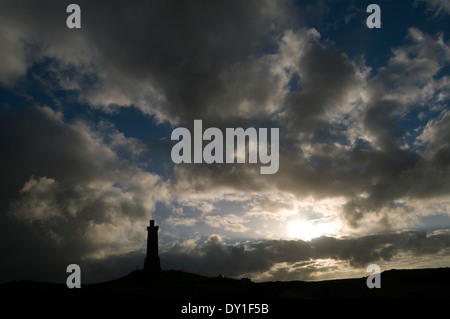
[1,220,449,300]
[1,267,450,299]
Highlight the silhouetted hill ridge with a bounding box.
[1,267,449,299]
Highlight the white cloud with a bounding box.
[166,217,198,226]
[416,109,450,157]
[202,214,249,233]
[9,176,63,223]
[0,26,27,85]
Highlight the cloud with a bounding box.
[418,109,450,161]
[1,0,450,284]
[202,214,249,233]
[421,0,450,16]
[9,176,63,223]
[161,231,450,281]
[161,26,450,234]
[0,26,27,85]
[166,217,197,227]
[319,28,450,229]
[0,0,297,125]
[1,2,449,228]
[85,5,450,238]
[0,106,165,282]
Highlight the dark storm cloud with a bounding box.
[0,0,295,125]
[341,28,450,227]
[0,0,300,283]
[285,39,360,133]
[0,106,163,282]
[161,231,450,280]
[161,26,371,200]
[1,1,449,194]
[165,25,450,231]
[83,0,292,124]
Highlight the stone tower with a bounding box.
[144,219,161,272]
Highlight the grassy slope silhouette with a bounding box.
[1,267,449,299]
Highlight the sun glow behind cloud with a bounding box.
[279,197,346,241]
[287,218,341,241]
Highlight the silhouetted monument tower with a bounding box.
[144,219,162,272]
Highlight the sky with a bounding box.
[0,0,450,284]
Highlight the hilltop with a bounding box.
[1,267,449,299]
